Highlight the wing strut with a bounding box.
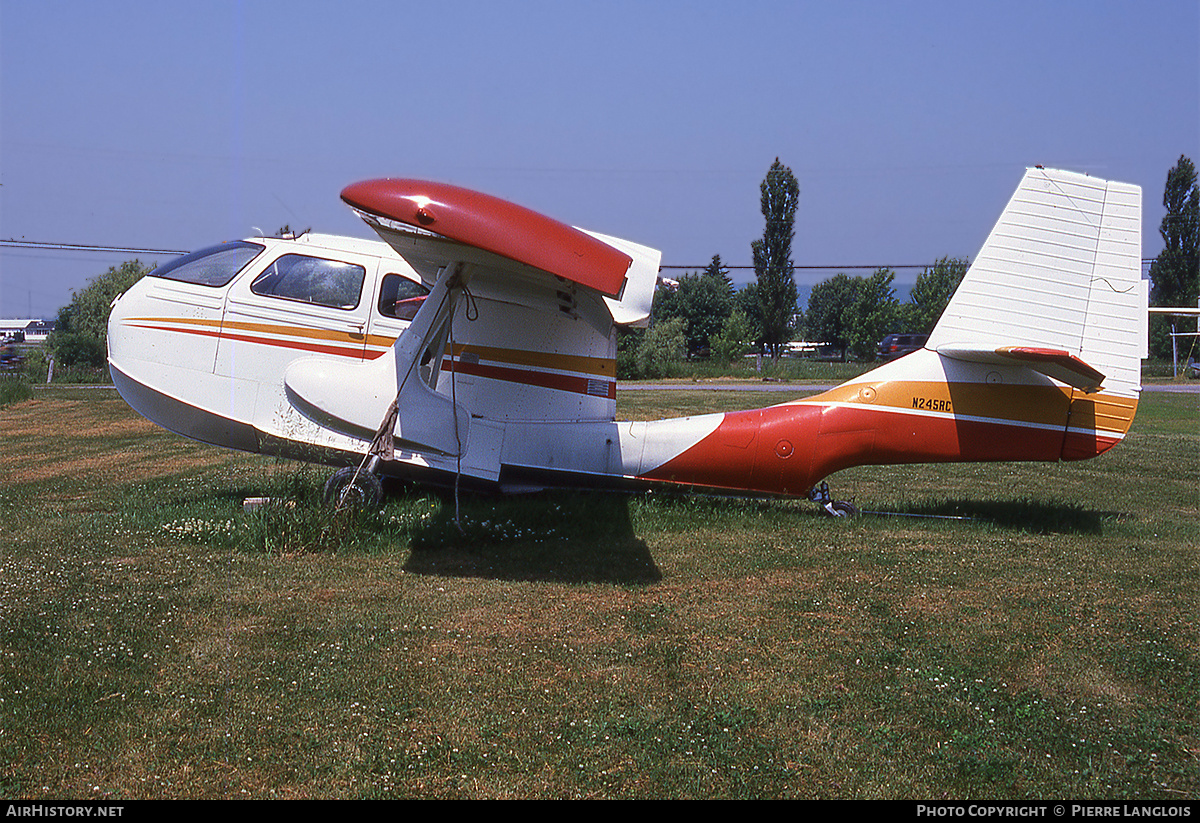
[350,262,476,522]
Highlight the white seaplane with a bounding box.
[107,167,1146,513]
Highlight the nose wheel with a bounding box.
[807,481,858,517]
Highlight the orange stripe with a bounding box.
[129,316,367,346]
[124,319,365,359]
[804,380,1137,437]
[803,381,1073,428]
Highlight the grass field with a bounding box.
[0,385,1196,799]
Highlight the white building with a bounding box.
[0,319,55,342]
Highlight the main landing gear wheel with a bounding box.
[807,480,858,518]
[323,466,384,510]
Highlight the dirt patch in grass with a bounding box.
[0,397,155,438]
[0,396,243,486]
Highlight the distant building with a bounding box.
[0,319,55,342]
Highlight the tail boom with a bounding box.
[627,167,1144,496]
[631,351,1133,497]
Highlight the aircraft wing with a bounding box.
[284,179,664,464]
[341,179,661,325]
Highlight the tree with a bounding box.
[634,317,687,379]
[905,256,969,333]
[653,255,734,355]
[843,269,901,360]
[805,269,902,360]
[804,272,859,358]
[751,158,800,360]
[709,309,756,364]
[52,260,152,362]
[1148,155,1199,359]
[734,282,764,350]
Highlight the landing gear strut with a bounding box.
[807,480,858,518]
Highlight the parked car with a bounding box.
[0,338,25,373]
[876,333,929,361]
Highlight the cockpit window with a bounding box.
[151,241,265,287]
[377,273,429,320]
[250,255,366,310]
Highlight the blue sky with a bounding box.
[2,0,1197,319]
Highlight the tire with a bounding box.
[828,501,858,518]
[323,466,383,510]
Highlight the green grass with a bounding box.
[0,377,34,407]
[0,385,1196,798]
[645,356,873,383]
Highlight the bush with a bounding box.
[634,317,686,379]
[52,332,106,368]
[709,310,756,365]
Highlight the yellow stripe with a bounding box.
[802,380,1137,435]
[366,333,398,349]
[130,316,365,345]
[804,381,1069,425]
[447,343,616,378]
[1067,392,1139,437]
[129,317,616,378]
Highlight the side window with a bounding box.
[377,273,429,321]
[250,255,366,310]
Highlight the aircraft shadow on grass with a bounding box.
[203,482,1117,584]
[865,498,1122,535]
[398,488,661,585]
[398,489,1122,588]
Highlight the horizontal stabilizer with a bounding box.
[936,345,1105,392]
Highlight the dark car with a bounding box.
[876,333,928,361]
[0,339,24,373]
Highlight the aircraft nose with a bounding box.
[106,287,132,366]
[105,275,181,377]
[105,280,145,370]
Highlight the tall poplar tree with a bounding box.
[751,158,800,360]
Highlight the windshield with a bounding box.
[151,241,265,287]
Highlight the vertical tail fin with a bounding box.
[927,167,1145,398]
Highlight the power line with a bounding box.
[0,239,189,255]
[659,259,1161,271]
[1,238,1160,271]
[661,263,932,271]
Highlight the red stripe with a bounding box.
[444,357,615,399]
[126,322,365,359]
[1062,429,1122,460]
